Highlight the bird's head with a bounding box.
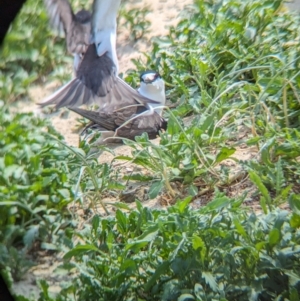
[138,70,166,115]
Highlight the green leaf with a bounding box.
[178,294,195,301]
[260,196,268,214]
[201,195,231,212]
[120,259,137,273]
[144,261,170,292]
[148,181,164,199]
[192,235,206,263]
[192,235,204,250]
[290,213,300,228]
[116,209,128,234]
[249,171,271,204]
[290,287,300,301]
[23,225,39,247]
[215,147,236,163]
[268,228,281,247]
[63,244,101,259]
[91,215,100,233]
[289,194,300,215]
[233,218,246,237]
[202,271,218,292]
[177,196,193,213]
[57,188,70,199]
[126,226,159,251]
[194,283,204,300]
[109,202,131,211]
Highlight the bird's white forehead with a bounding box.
[142,72,157,81]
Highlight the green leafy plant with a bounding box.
[33,194,300,301]
[0,104,79,280]
[119,6,151,41]
[0,105,126,280]
[3,0,300,299]
[121,0,300,201]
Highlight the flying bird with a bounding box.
[44,0,120,72]
[39,0,132,111]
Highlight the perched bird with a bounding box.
[69,70,167,142]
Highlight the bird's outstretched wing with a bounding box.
[44,0,91,54]
[38,44,160,111]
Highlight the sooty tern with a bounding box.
[69,70,167,142]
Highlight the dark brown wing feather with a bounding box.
[44,0,91,54]
[69,107,167,140]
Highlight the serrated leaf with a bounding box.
[202,271,218,292]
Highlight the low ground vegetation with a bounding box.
[0,0,300,300]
